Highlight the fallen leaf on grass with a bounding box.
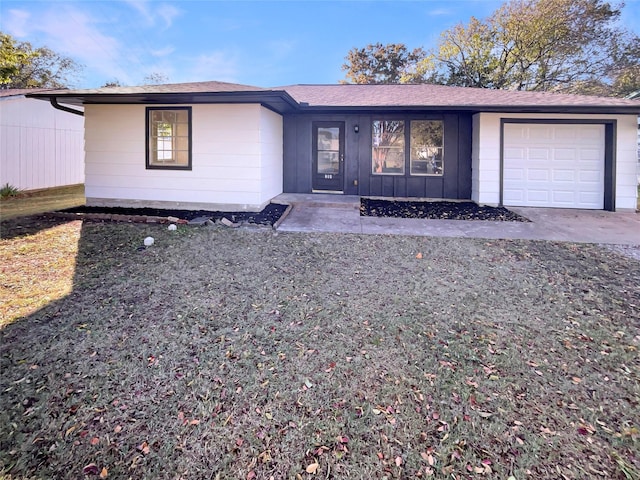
[114,425,122,433]
[395,456,403,466]
[465,378,478,388]
[258,450,271,463]
[416,252,423,259]
[99,467,108,478]
[325,361,336,373]
[90,437,100,445]
[421,452,435,466]
[82,463,99,475]
[137,441,150,455]
[306,461,319,474]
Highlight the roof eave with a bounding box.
[294,104,640,115]
[26,91,640,116]
[26,90,300,114]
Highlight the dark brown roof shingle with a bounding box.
[22,81,266,97]
[24,80,640,114]
[0,88,57,98]
[278,84,640,110]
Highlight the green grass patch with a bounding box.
[0,221,639,479]
[0,183,21,199]
[0,184,85,221]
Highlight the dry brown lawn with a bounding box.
[1,216,639,479]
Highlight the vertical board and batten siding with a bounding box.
[283,112,472,199]
[84,103,283,211]
[0,95,84,191]
[472,113,638,211]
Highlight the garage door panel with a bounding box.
[580,192,601,204]
[553,127,578,141]
[552,170,575,182]
[579,171,600,183]
[503,168,524,181]
[552,191,576,204]
[503,189,525,203]
[529,126,553,141]
[527,148,550,160]
[578,125,605,139]
[552,148,576,161]
[503,123,604,209]
[579,148,602,161]
[527,190,551,202]
[527,169,550,181]
[504,147,525,159]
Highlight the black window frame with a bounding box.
[370,115,444,177]
[145,106,192,170]
[409,119,444,177]
[371,118,406,175]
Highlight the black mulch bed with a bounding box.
[61,202,288,226]
[360,198,530,222]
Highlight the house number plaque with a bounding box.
[324,174,333,179]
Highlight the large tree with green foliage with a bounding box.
[425,0,639,95]
[0,33,32,85]
[341,43,425,84]
[341,0,640,96]
[0,32,82,88]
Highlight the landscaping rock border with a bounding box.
[360,198,530,222]
[56,202,289,227]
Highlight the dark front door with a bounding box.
[312,122,344,192]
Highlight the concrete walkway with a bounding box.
[273,194,640,245]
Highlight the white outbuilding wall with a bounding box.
[84,103,283,211]
[472,113,638,211]
[0,94,84,191]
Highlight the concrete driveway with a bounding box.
[274,194,640,245]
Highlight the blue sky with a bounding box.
[2,0,639,89]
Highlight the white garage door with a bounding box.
[503,123,605,209]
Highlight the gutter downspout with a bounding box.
[50,97,84,116]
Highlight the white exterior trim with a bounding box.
[0,95,84,191]
[84,103,283,211]
[472,112,638,211]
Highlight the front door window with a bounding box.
[313,122,344,192]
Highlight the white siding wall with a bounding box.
[472,113,638,211]
[84,103,283,211]
[0,96,84,191]
[259,107,284,203]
